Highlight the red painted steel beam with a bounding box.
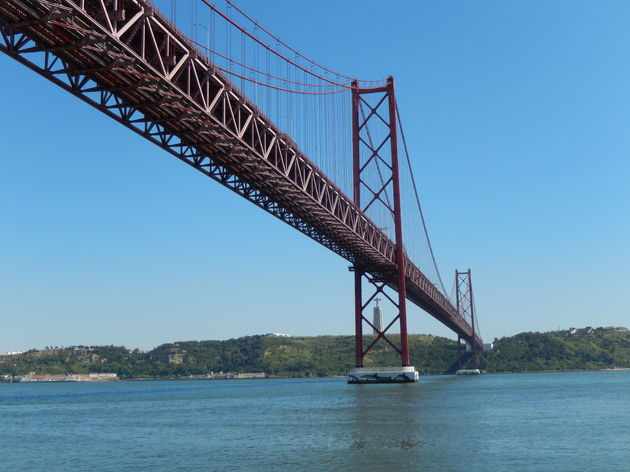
[386,77,410,366]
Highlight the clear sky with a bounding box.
[1,0,629,353]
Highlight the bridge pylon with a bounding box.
[455,269,481,373]
[347,77,418,384]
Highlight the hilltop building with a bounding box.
[568,326,628,335]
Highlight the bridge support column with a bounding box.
[347,77,417,384]
[354,270,363,368]
[455,270,482,373]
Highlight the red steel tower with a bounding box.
[348,77,418,383]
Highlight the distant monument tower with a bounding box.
[373,298,384,334]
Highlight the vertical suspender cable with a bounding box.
[395,102,448,296]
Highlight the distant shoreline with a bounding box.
[2,329,629,380]
[476,367,630,376]
[3,368,630,384]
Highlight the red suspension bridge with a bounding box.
[0,0,483,382]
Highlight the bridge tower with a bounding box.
[347,77,418,384]
[456,269,479,370]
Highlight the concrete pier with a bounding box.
[455,368,481,375]
[347,366,419,384]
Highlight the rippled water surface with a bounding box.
[1,370,629,471]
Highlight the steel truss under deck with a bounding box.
[0,0,482,351]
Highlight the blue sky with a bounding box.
[1,0,629,352]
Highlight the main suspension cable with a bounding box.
[395,101,448,296]
[190,39,341,89]
[198,0,354,89]
[223,0,387,85]
[213,64,347,94]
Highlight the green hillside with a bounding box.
[484,328,630,372]
[0,334,458,378]
[1,328,629,379]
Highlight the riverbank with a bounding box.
[2,328,629,379]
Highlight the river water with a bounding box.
[1,370,628,471]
